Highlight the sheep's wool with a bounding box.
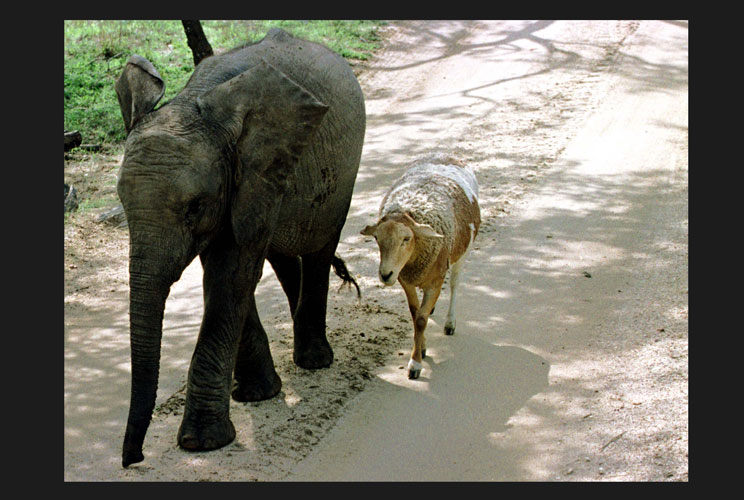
[380,154,479,283]
[407,159,478,204]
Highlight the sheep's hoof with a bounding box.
[444,325,456,336]
[407,359,422,379]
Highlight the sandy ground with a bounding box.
[63,20,688,481]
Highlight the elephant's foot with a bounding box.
[293,337,334,369]
[177,412,236,452]
[232,371,282,402]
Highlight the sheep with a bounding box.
[361,153,481,379]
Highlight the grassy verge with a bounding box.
[64,20,384,146]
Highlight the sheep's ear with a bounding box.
[401,212,443,240]
[412,222,443,240]
[360,223,378,236]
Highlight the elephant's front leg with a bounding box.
[292,236,339,369]
[177,237,264,452]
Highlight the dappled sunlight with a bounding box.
[665,304,688,323]
[469,283,513,300]
[65,20,686,480]
[64,257,208,473]
[416,95,686,476]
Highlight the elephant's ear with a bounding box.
[197,59,329,246]
[115,55,165,134]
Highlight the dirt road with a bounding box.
[64,20,688,481]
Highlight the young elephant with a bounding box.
[115,28,365,467]
[361,154,480,379]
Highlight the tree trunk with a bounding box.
[181,20,214,66]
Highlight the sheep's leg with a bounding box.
[400,279,427,360]
[405,282,442,379]
[445,258,465,335]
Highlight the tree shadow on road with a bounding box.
[448,160,687,479]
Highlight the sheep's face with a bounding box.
[370,220,416,286]
[361,213,442,286]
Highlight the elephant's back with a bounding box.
[250,30,366,255]
[186,29,365,255]
[188,28,363,108]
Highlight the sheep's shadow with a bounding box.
[344,333,550,481]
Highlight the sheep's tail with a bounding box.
[331,254,361,299]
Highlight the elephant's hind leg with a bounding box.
[292,236,339,369]
[231,294,282,402]
[267,251,302,317]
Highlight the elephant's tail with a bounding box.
[332,254,361,299]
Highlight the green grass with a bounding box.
[64,20,384,145]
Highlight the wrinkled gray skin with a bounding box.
[114,28,365,467]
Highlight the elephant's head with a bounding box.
[115,55,328,467]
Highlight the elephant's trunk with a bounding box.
[121,255,173,468]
